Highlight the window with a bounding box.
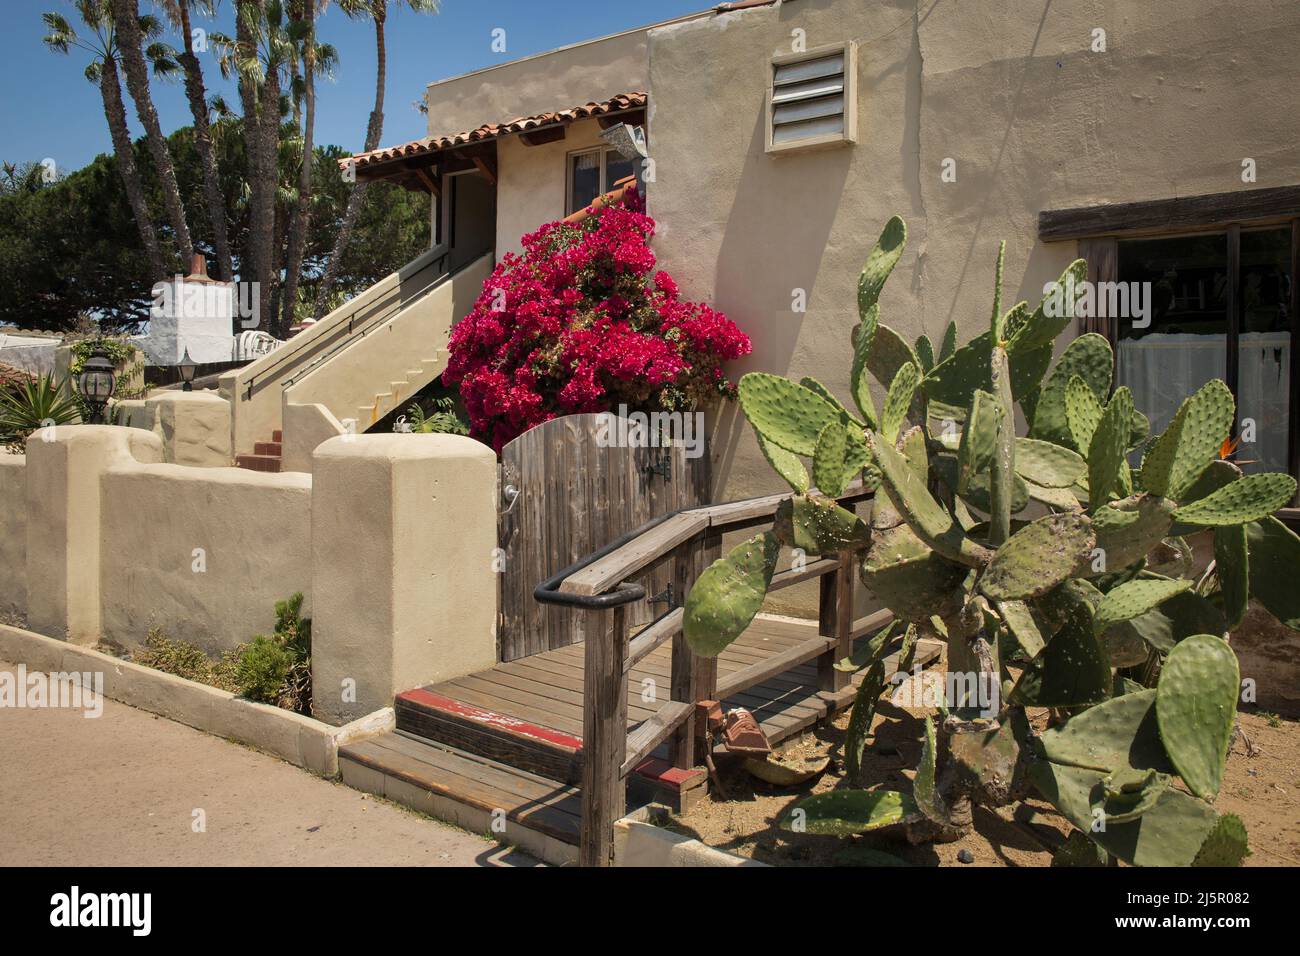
[566,147,638,215]
[766,42,857,153]
[1114,228,1294,477]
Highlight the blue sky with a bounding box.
[1,0,704,173]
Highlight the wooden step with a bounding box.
[339,730,580,865]
[235,453,281,473]
[395,687,707,810]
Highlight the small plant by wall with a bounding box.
[443,189,752,451]
[132,593,312,714]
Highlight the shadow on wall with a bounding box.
[708,107,854,495]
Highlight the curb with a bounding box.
[0,623,393,777]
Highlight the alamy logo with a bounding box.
[0,664,103,718]
[1042,274,1152,329]
[594,405,705,460]
[49,886,151,936]
[151,277,261,329]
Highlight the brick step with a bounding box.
[253,440,283,456]
[272,429,282,442]
[339,730,581,865]
[235,453,282,473]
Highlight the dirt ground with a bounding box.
[0,659,539,867]
[667,672,1300,867]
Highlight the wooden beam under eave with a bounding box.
[519,124,567,147]
[414,167,439,196]
[472,155,497,186]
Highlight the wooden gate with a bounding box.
[497,413,710,662]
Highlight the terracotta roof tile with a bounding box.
[343,91,647,171]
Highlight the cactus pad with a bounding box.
[860,524,967,623]
[957,389,1001,493]
[1064,374,1104,455]
[1171,471,1297,526]
[1139,379,1234,500]
[1006,259,1088,355]
[913,716,949,824]
[882,361,920,442]
[780,789,918,836]
[850,304,880,428]
[843,658,887,782]
[1029,760,1217,867]
[857,215,906,316]
[683,532,780,657]
[1214,524,1249,630]
[1028,333,1113,446]
[1156,634,1239,799]
[1192,813,1250,867]
[1244,516,1300,629]
[870,431,993,567]
[1087,494,1176,574]
[738,372,842,456]
[1039,689,1173,773]
[1086,386,1134,504]
[1097,767,1172,824]
[813,421,850,496]
[996,598,1046,657]
[1092,578,1191,636]
[981,512,1096,601]
[1014,437,1086,488]
[774,495,870,555]
[1009,608,1111,707]
[755,430,809,494]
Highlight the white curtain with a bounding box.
[1118,332,1289,473]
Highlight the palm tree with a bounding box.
[279,0,340,332]
[108,0,194,265]
[159,0,234,280]
[212,0,295,333]
[313,0,439,319]
[42,1,167,280]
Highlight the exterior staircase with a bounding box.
[359,357,446,424]
[235,429,283,473]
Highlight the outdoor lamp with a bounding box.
[179,347,197,392]
[76,346,116,425]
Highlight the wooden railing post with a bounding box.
[817,550,855,693]
[580,606,628,867]
[668,535,719,769]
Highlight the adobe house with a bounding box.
[348,0,1300,510]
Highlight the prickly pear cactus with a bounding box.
[684,214,1300,866]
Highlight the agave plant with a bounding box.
[0,374,82,450]
[683,216,1300,866]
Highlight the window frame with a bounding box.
[1059,200,1300,501]
[564,146,635,216]
[765,40,858,154]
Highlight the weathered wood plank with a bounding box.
[580,606,628,867]
[622,701,693,776]
[1038,184,1300,242]
[624,607,684,674]
[560,512,711,596]
[715,636,836,699]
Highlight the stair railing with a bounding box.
[535,478,877,866]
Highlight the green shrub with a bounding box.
[235,636,295,703]
[0,373,81,452]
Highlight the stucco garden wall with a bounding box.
[99,462,312,655]
[0,455,27,624]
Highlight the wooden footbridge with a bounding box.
[338,415,932,865]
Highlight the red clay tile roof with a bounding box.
[343,91,647,171]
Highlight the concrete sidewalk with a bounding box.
[0,660,538,866]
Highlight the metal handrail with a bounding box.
[242,251,450,400]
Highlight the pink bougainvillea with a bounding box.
[444,189,751,451]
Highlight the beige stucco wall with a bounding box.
[99,462,312,655]
[0,455,27,625]
[645,0,1300,612]
[495,118,615,258]
[145,391,232,466]
[424,26,656,135]
[311,434,499,724]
